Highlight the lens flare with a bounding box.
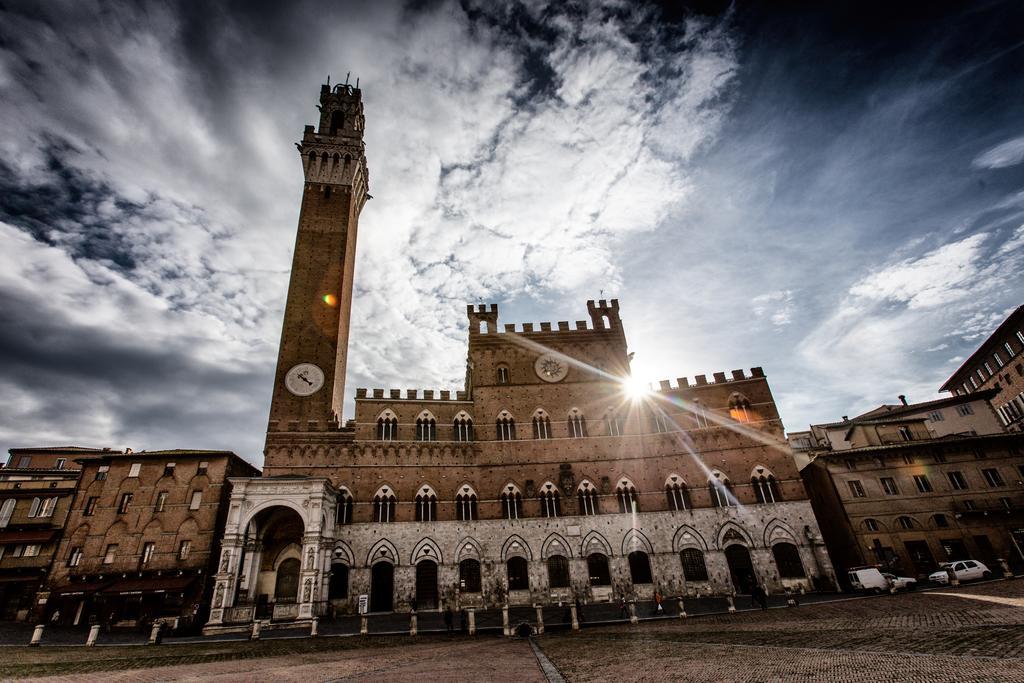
[322,293,338,307]
[623,375,650,400]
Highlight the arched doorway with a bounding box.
[274,558,300,601]
[415,560,438,609]
[328,563,349,599]
[724,545,756,593]
[587,554,611,586]
[370,562,394,612]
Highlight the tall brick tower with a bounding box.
[265,82,369,445]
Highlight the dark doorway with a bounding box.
[628,551,653,584]
[507,557,529,590]
[274,558,300,602]
[587,554,611,586]
[329,563,349,600]
[724,545,755,593]
[415,560,438,609]
[903,540,936,575]
[370,562,394,612]
[940,539,970,561]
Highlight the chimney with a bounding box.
[842,416,849,422]
[898,395,908,406]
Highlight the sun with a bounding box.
[622,375,650,401]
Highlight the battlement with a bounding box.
[355,388,471,402]
[652,367,766,392]
[467,299,622,336]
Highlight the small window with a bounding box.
[947,471,968,490]
[1000,496,1013,511]
[497,366,510,385]
[902,454,914,465]
[68,546,83,567]
[377,415,398,441]
[913,474,932,493]
[459,558,482,592]
[984,362,994,376]
[189,491,202,510]
[39,497,57,518]
[84,497,98,516]
[880,477,899,495]
[547,555,571,588]
[934,514,949,528]
[994,352,1004,368]
[982,468,1005,487]
[844,459,856,470]
[155,491,168,512]
[128,463,141,478]
[932,452,946,464]
[864,518,879,531]
[28,497,41,517]
[507,557,529,591]
[103,544,118,564]
[963,499,976,511]
[496,415,516,441]
[96,465,109,481]
[679,548,709,581]
[897,516,914,529]
[141,542,155,565]
[197,461,209,476]
[117,492,133,514]
[22,544,41,558]
[55,458,66,470]
[957,403,974,416]
[928,411,944,422]
[163,462,176,477]
[898,426,913,442]
[178,540,191,560]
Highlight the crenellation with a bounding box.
[731,369,746,381]
[522,323,534,332]
[713,371,727,383]
[389,389,401,399]
[558,321,569,330]
[406,389,417,399]
[695,374,708,386]
[539,322,551,331]
[504,323,516,333]
[576,320,588,330]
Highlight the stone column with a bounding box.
[502,604,510,637]
[298,539,323,619]
[569,603,579,631]
[534,604,545,635]
[207,537,245,626]
[467,608,476,635]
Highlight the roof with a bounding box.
[940,305,1024,391]
[75,449,238,464]
[812,389,997,429]
[814,431,1024,459]
[7,446,112,455]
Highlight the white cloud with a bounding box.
[972,135,1024,169]
[751,290,794,327]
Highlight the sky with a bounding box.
[1,0,1023,467]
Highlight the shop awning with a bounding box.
[50,581,111,596]
[0,575,39,584]
[100,576,196,595]
[0,529,58,544]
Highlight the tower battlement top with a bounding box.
[467,300,622,336]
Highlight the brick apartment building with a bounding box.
[45,449,257,630]
[203,83,835,631]
[0,447,94,620]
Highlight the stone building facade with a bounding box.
[45,449,257,630]
[204,83,835,630]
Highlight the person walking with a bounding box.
[654,590,664,614]
[443,604,454,634]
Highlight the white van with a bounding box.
[848,566,889,592]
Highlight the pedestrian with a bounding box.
[654,590,664,614]
[459,608,467,634]
[443,604,453,634]
[618,596,628,619]
[575,598,585,625]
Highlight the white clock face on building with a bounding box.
[285,363,325,396]
[534,354,568,383]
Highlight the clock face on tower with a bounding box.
[534,353,568,383]
[284,363,325,396]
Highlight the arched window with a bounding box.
[532,409,551,439]
[605,409,624,436]
[329,110,344,135]
[568,409,588,438]
[336,488,354,526]
[772,542,806,578]
[0,499,15,528]
[650,410,670,434]
[547,555,571,588]
[459,558,482,592]
[616,478,639,513]
[507,556,529,590]
[376,411,398,441]
[897,516,915,529]
[415,485,438,522]
[628,550,653,584]
[453,412,474,442]
[864,518,880,531]
[680,548,709,581]
[665,474,691,511]
[728,392,753,422]
[708,472,734,508]
[578,481,600,516]
[372,486,396,523]
[750,466,782,504]
[496,411,516,441]
[501,483,523,520]
[415,412,437,441]
[496,365,510,385]
[539,482,561,518]
[587,553,612,586]
[455,485,478,521]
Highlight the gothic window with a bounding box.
[459,559,482,592]
[501,483,523,520]
[414,485,438,522]
[665,474,691,511]
[453,412,474,442]
[604,409,624,436]
[455,485,478,521]
[693,399,710,428]
[587,553,612,586]
[772,542,806,578]
[750,466,782,504]
[568,409,588,438]
[506,557,529,590]
[415,411,437,441]
[337,488,354,526]
[651,410,670,434]
[708,471,734,508]
[496,411,516,441]
[373,486,396,523]
[680,548,709,581]
[728,393,753,422]
[628,550,653,584]
[532,409,551,439]
[547,555,571,588]
[615,478,639,514]
[497,365,510,385]
[578,481,600,516]
[329,110,344,135]
[539,482,561,518]
[377,411,398,441]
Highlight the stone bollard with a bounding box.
[148,622,162,645]
[250,620,262,640]
[360,615,368,635]
[502,604,510,637]
[467,608,476,636]
[677,598,687,619]
[628,601,638,625]
[310,617,318,638]
[30,624,44,647]
[86,624,100,647]
[726,595,736,614]
[786,588,797,607]
[569,603,579,631]
[945,566,960,588]
[534,605,545,635]
[409,612,417,636]
[998,558,1013,579]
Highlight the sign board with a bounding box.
[358,594,368,614]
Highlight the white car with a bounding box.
[882,573,917,590]
[928,560,993,584]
